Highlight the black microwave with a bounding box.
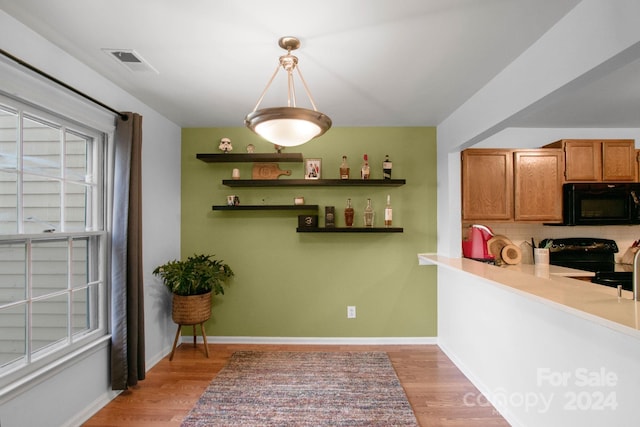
[562,183,640,225]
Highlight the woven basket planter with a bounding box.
[172,292,212,325]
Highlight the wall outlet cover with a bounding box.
[347,306,356,318]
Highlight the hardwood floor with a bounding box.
[82,343,509,427]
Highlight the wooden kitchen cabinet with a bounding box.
[461,148,563,222]
[602,140,636,181]
[513,149,564,222]
[461,149,513,221]
[544,139,636,182]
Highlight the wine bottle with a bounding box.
[384,194,392,227]
[344,198,354,227]
[361,154,370,179]
[364,198,374,227]
[382,155,392,179]
[340,155,350,180]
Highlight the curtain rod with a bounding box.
[1,48,128,121]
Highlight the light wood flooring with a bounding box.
[82,343,509,427]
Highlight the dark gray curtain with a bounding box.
[111,112,145,390]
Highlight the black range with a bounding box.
[538,237,633,291]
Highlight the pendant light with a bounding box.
[245,37,332,147]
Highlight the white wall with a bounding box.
[438,267,640,427]
[0,11,181,427]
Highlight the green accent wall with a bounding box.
[180,127,437,337]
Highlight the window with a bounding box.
[0,94,108,385]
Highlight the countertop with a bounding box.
[418,254,640,338]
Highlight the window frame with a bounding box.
[0,92,111,392]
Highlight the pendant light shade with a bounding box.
[245,37,332,147]
[245,107,332,147]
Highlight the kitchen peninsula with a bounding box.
[419,254,640,427]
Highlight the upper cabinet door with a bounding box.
[545,139,636,182]
[562,140,602,181]
[513,149,564,222]
[601,140,636,181]
[461,149,513,221]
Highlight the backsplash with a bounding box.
[475,223,640,264]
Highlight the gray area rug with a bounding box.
[181,351,419,426]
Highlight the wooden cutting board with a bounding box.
[487,235,512,260]
[501,244,522,265]
[252,163,292,179]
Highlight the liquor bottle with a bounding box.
[344,198,354,227]
[382,155,392,179]
[325,206,336,228]
[340,155,350,180]
[364,198,374,227]
[361,154,370,179]
[384,194,392,227]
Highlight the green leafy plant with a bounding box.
[152,254,234,296]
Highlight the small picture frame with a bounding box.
[304,158,322,180]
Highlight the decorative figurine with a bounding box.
[218,137,233,153]
[274,144,284,154]
[246,144,255,153]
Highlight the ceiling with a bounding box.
[3,0,638,130]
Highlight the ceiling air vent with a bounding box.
[102,49,159,73]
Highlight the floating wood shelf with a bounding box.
[296,227,403,233]
[197,153,303,163]
[212,205,319,211]
[222,179,406,187]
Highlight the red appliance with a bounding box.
[462,224,494,260]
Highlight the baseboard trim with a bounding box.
[146,345,173,370]
[64,389,121,427]
[437,341,520,427]
[180,336,437,345]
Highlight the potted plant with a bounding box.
[153,254,233,325]
[152,254,234,327]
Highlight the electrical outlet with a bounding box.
[347,305,356,319]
